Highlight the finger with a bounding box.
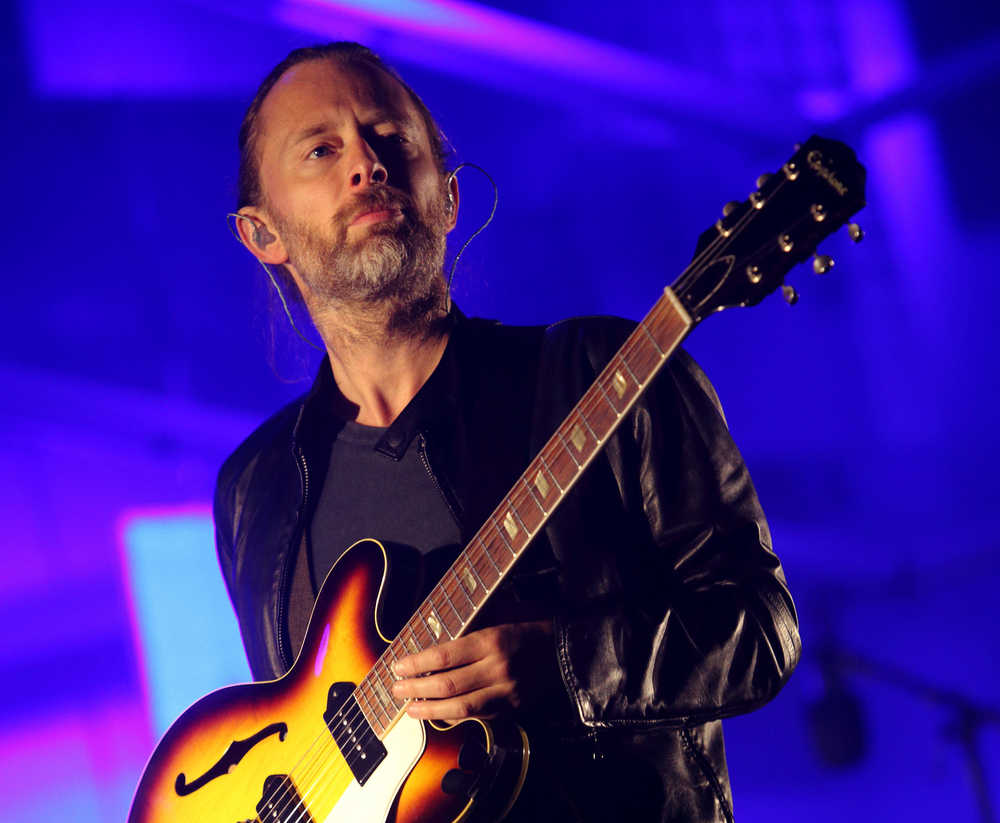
[393,658,502,700]
[393,632,490,677]
[404,683,513,722]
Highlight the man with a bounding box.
[216,42,800,822]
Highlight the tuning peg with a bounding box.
[847,222,864,243]
[722,201,741,217]
[782,284,799,305]
[755,173,772,189]
[813,254,834,274]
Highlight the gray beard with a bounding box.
[276,198,449,323]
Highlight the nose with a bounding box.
[348,138,388,189]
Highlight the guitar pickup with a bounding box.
[323,681,387,785]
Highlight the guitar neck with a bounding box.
[350,287,694,738]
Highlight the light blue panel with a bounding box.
[122,511,252,736]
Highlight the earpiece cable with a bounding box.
[225,163,497,347]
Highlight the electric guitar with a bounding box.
[128,136,866,823]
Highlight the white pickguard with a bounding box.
[321,713,426,822]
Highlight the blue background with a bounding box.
[2,0,998,819]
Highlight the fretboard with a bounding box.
[354,287,693,737]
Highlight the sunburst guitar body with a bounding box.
[128,539,529,823]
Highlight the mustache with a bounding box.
[338,187,414,225]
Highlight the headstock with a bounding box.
[672,136,867,324]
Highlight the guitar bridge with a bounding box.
[256,774,312,823]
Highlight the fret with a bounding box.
[493,518,518,557]
[458,556,487,601]
[543,444,577,494]
[595,376,624,416]
[575,405,600,443]
[507,496,536,535]
[523,474,547,515]
[556,430,582,467]
[439,578,467,624]
[477,535,503,571]
[645,303,691,361]
[481,533,513,580]
[403,625,422,656]
[428,603,452,640]
[472,540,501,587]
[449,566,478,612]
[537,454,563,492]
[383,644,404,683]
[369,671,398,714]
[417,605,445,643]
[354,684,387,736]
[433,588,463,637]
[639,320,665,356]
[621,335,661,384]
[615,352,642,389]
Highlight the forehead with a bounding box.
[257,59,421,146]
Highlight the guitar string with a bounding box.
[250,174,798,821]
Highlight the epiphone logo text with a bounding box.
[807,150,848,196]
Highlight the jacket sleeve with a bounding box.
[544,319,801,728]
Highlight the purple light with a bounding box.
[314,623,331,678]
[839,0,916,99]
[271,0,785,126]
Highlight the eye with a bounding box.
[308,144,335,159]
[375,132,408,148]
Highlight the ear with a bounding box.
[234,207,288,265]
[445,172,460,233]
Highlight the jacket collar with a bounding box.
[290,307,467,462]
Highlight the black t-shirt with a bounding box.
[308,419,462,593]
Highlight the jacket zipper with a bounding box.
[417,433,462,531]
[276,445,311,670]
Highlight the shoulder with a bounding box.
[540,313,701,370]
[214,394,305,513]
[540,314,721,416]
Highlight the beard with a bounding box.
[271,186,450,323]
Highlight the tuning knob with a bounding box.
[755,173,772,189]
[847,222,864,243]
[782,284,799,305]
[722,201,741,217]
[813,254,834,274]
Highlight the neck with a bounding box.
[310,292,452,427]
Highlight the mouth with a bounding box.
[349,208,403,228]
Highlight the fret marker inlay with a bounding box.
[613,370,628,399]
[460,567,477,594]
[427,614,442,640]
[503,511,519,539]
[534,470,550,498]
[570,423,586,451]
[406,637,419,654]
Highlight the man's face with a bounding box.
[252,59,452,307]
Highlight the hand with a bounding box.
[391,620,558,722]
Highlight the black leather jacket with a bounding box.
[214,313,800,822]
